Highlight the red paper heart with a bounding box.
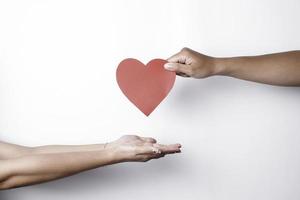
[117,58,176,116]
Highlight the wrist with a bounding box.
[212,57,233,76]
[104,142,126,164]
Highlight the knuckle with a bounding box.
[123,134,135,139]
[181,47,191,54]
[181,47,189,52]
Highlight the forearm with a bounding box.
[31,143,106,154]
[0,149,118,189]
[214,51,300,86]
[0,142,107,159]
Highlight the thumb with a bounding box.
[164,63,192,76]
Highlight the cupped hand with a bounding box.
[164,47,219,78]
[107,135,181,162]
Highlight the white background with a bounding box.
[0,0,300,199]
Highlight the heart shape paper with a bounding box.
[117,58,176,116]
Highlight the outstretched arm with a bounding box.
[164,48,300,86]
[0,135,181,190]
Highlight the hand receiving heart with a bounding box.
[116,58,176,116]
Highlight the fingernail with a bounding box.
[164,63,175,70]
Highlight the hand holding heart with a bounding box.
[164,47,219,78]
[116,48,221,116]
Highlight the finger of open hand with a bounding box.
[154,143,181,154]
[135,145,161,155]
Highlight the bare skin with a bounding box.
[164,48,300,86]
[0,135,181,190]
